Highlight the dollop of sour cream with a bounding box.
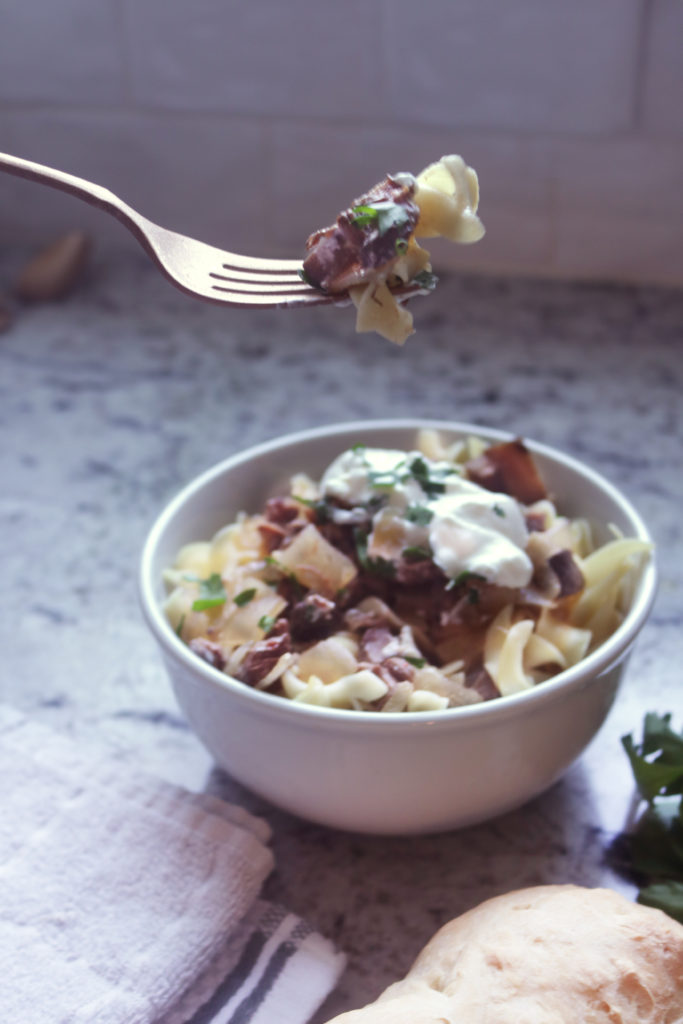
[320,446,533,588]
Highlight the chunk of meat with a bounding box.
[466,440,547,505]
[359,627,398,664]
[548,549,585,598]
[290,593,339,642]
[188,637,226,671]
[264,496,301,525]
[465,664,500,701]
[302,175,420,294]
[238,631,291,686]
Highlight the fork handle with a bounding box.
[0,151,153,249]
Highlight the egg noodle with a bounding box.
[163,430,651,714]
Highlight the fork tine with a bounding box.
[209,269,306,285]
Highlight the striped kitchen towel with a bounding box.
[0,704,346,1024]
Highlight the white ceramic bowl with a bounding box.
[139,420,656,835]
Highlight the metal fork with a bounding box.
[0,152,423,310]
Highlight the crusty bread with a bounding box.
[325,885,683,1023]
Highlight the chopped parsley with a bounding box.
[191,573,227,612]
[350,201,412,238]
[405,655,426,669]
[234,588,257,607]
[175,614,185,638]
[493,504,506,517]
[395,238,409,255]
[350,204,379,228]
[452,570,487,587]
[368,463,411,490]
[408,455,457,497]
[258,614,277,633]
[354,528,396,578]
[297,267,312,285]
[402,545,432,562]
[405,504,434,526]
[616,713,683,924]
[293,494,332,523]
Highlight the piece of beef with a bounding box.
[188,637,226,671]
[289,593,339,642]
[359,626,398,664]
[466,440,547,505]
[302,175,420,294]
[548,549,585,597]
[465,664,500,701]
[238,631,291,687]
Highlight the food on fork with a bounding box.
[319,885,683,1023]
[163,429,651,713]
[301,154,485,344]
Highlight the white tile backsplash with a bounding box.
[0,0,124,104]
[0,0,681,287]
[124,0,385,119]
[381,0,642,134]
[640,0,683,138]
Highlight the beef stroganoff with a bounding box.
[302,155,485,344]
[163,430,651,713]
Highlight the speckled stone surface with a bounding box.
[1,248,681,1022]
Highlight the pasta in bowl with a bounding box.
[140,420,656,833]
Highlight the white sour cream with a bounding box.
[320,447,533,588]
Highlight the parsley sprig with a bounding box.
[618,712,683,923]
[190,573,227,612]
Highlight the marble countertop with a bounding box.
[1,250,681,1021]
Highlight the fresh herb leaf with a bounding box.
[453,570,487,587]
[493,504,506,517]
[408,456,457,497]
[258,614,277,633]
[618,713,683,923]
[351,442,366,453]
[395,238,409,255]
[405,504,434,526]
[234,588,257,607]
[405,655,426,669]
[353,528,396,578]
[175,614,185,638]
[412,269,439,291]
[293,494,332,523]
[297,267,312,285]
[350,204,379,228]
[402,545,432,562]
[192,573,227,611]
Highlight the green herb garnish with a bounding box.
[258,614,277,633]
[176,614,185,638]
[350,201,412,238]
[191,573,227,612]
[618,713,683,923]
[405,505,434,526]
[395,238,409,255]
[297,267,312,285]
[408,455,457,497]
[350,204,380,228]
[234,588,257,607]
[493,504,506,517]
[402,545,432,562]
[293,495,332,523]
[405,655,426,669]
[453,570,487,587]
[354,528,396,578]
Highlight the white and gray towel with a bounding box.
[0,705,345,1024]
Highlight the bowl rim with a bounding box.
[139,418,657,733]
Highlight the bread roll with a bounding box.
[326,885,683,1023]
